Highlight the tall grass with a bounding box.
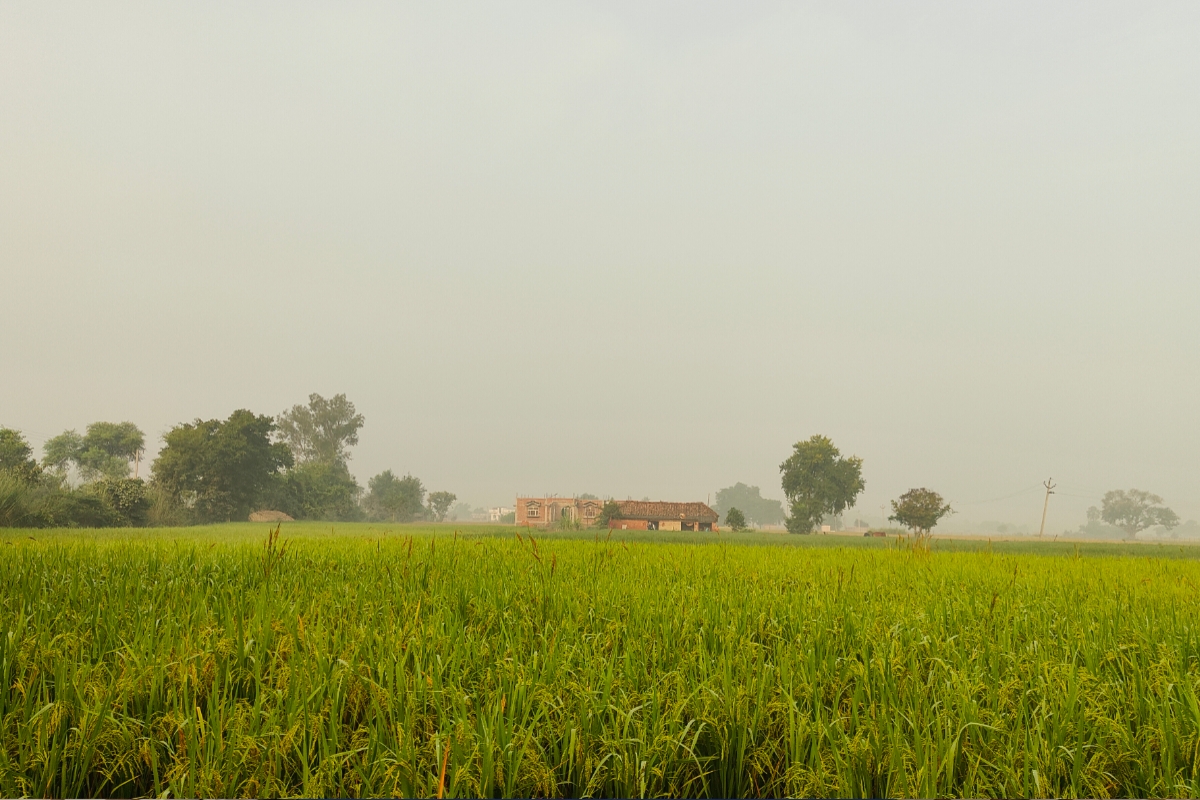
[1,526,1199,797]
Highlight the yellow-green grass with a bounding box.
[2,524,1199,797]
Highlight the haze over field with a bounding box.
[2,3,1198,529]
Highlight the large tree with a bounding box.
[779,435,865,534]
[0,428,42,483]
[427,491,457,522]
[42,421,145,482]
[365,470,426,522]
[713,483,785,527]
[889,488,953,538]
[1100,489,1179,539]
[152,410,293,522]
[276,393,365,466]
[270,461,363,521]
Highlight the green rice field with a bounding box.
[2,523,1200,797]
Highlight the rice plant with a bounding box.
[1,524,1198,797]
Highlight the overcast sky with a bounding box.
[2,2,1197,530]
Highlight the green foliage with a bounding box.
[714,483,785,526]
[276,393,364,466]
[145,481,189,527]
[596,499,621,528]
[0,428,43,484]
[365,470,425,522]
[36,488,119,528]
[83,478,150,527]
[0,469,152,529]
[42,422,145,481]
[269,461,363,522]
[725,507,747,531]
[779,435,865,534]
[890,488,953,536]
[499,511,516,524]
[1100,489,1179,539]
[0,471,41,527]
[0,428,34,472]
[152,410,293,523]
[427,490,456,522]
[3,526,1200,797]
[41,429,84,474]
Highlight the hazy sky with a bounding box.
[3,2,1198,530]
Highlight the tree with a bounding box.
[428,491,457,522]
[276,393,365,466]
[714,483,785,527]
[779,435,865,534]
[889,488,953,539]
[152,410,293,523]
[42,422,145,482]
[596,499,622,528]
[1100,489,1179,539]
[270,461,362,521]
[84,478,150,527]
[725,507,747,532]
[41,430,84,475]
[0,428,42,483]
[365,470,425,522]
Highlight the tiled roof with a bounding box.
[615,500,718,522]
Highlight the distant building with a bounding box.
[610,500,719,532]
[515,497,720,531]
[488,506,514,522]
[516,497,604,528]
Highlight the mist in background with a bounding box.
[2,2,1198,531]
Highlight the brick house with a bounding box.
[515,497,720,531]
[515,497,605,528]
[610,500,719,532]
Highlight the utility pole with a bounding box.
[1037,478,1056,538]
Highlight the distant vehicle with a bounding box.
[864,530,887,538]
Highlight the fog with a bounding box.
[2,2,1198,531]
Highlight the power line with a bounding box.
[952,484,1043,507]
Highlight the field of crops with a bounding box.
[2,523,1200,798]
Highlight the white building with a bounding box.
[488,506,515,522]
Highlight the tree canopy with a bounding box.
[1100,489,1178,539]
[42,422,145,482]
[0,428,42,483]
[724,507,747,532]
[889,488,953,536]
[365,470,425,522]
[151,410,292,523]
[276,393,364,466]
[428,491,457,522]
[779,435,865,534]
[713,483,785,527]
[596,500,621,528]
[270,461,362,522]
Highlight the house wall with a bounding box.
[516,497,602,528]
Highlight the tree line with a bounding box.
[0,393,455,528]
[718,434,1180,541]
